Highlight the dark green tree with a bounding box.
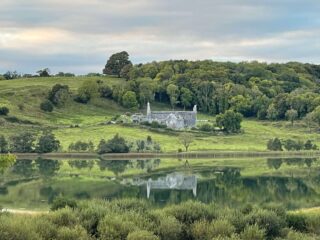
[10,132,36,153]
[267,138,283,151]
[103,51,132,77]
[97,134,129,154]
[216,110,243,133]
[180,87,193,110]
[36,131,60,153]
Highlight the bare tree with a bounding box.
[179,132,194,152]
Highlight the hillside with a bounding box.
[0,74,320,152]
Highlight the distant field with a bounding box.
[1,76,320,152]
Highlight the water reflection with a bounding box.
[0,157,320,210]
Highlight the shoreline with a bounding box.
[12,150,320,160]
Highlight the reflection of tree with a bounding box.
[97,159,130,175]
[39,186,59,203]
[136,159,161,172]
[267,158,283,170]
[68,160,94,170]
[35,159,61,178]
[11,159,35,177]
[216,168,241,186]
[284,158,305,167]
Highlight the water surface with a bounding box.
[0,157,319,210]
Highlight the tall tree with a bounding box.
[167,84,179,109]
[180,87,193,110]
[285,109,298,126]
[103,51,132,77]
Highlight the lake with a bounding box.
[0,157,319,211]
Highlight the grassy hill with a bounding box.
[0,76,319,152]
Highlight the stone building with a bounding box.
[132,102,197,129]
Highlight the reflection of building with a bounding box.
[147,173,197,198]
[132,102,197,129]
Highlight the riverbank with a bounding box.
[13,150,320,160]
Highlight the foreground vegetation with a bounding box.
[1,198,320,240]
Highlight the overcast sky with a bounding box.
[0,0,319,74]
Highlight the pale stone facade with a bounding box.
[132,102,197,129]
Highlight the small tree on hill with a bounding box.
[285,109,298,126]
[103,51,132,77]
[37,68,50,77]
[97,134,129,154]
[10,132,36,153]
[0,106,9,116]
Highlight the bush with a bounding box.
[153,212,182,240]
[51,196,77,211]
[56,225,90,240]
[267,138,283,151]
[0,106,9,116]
[240,224,265,240]
[97,134,129,154]
[97,212,138,240]
[211,219,235,238]
[244,208,285,238]
[40,100,54,112]
[286,213,307,232]
[199,123,213,132]
[48,207,79,227]
[191,219,212,240]
[127,230,159,240]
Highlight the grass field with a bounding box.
[1,76,320,152]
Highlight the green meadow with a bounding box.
[0,76,319,152]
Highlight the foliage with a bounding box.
[51,196,77,211]
[37,68,50,77]
[48,84,70,106]
[40,99,54,112]
[267,138,283,151]
[0,106,9,116]
[75,80,99,103]
[36,131,60,153]
[127,230,159,240]
[122,91,138,109]
[285,109,298,125]
[199,123,213,132]
[216,110,243,133]
[240,224,265,240]
[97,134,129,154]
[10,132,36,153]
[0,154,16,173]
[68,141,94,152]
[103,51,132,77]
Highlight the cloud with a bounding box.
[0,0,319,74]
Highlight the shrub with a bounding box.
[211,219,235,238]
[240,224,265,240]
[199,123,213,132]
[97,212,138,240]
[244,208,285,238]
[0,106,9,116]
[56,225,90,240]
[40,100,54,112]
[305,214,320,234]
[48,207,79,227]
[97,134,129,154]
[127,230,159,240]
[153,212,182,240]
[51,196,77,211]
[0,214,41,240]
[286,213,307,232]
[191,219,212,240]
[267,138,283,151]
[48,84,70,106]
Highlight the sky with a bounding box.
[0,0,319,74]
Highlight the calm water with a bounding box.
[0,157,320,210]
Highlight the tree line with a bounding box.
[101,52,320,124]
